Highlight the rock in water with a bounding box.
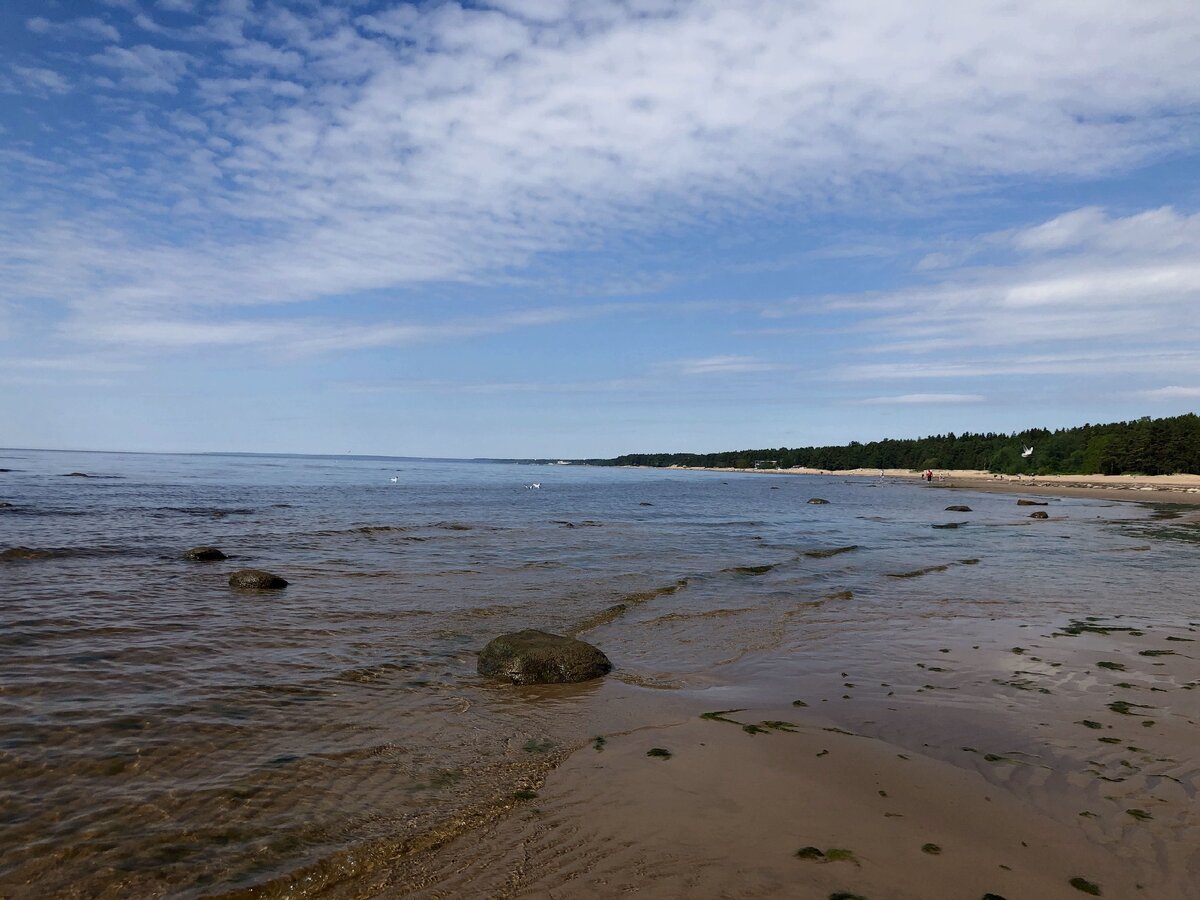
[229,568,288,590]
[184,546,227,561]
[1029,511,1050,519]
[1017,499,1048,506]
[478,629,613,684]
[945,505,972,512]
[807,498,830,505]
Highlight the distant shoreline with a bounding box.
[623,464,1200,505]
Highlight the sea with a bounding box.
[1,449,1196,897]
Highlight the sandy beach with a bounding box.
[660,465,1200,506]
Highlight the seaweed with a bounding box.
[921,843,941,855]
[646,747,672,759]
[1098,737,1122,744]
[792,699,809,707]
[796,846,825,860]
[513,789,538,800]
[804,545,859,558]
[828,893,867,900]
[1108,701,1154,715]
[700,709,745,725]
[593,735,607,752]
[761,720,798,732]
[1096,661,1126,671]
[742,724,768,735]
[1078,720,1103,729]
[1138,649,1175,657]
[522,739,554,753]
[1126,808,1152,820]
[1068,876,1102,895]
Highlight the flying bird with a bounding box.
[1021,446,1033,458]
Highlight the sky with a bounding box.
[2,0,1199,458]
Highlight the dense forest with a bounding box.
[585,413,1200,475]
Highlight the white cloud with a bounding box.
[1132,386,1200,400]
[27,16,121,42]
[663,355,784,376]
[6,66,71,96]
[5,1,1200,358]
[90,44,192,93]
[860,393,985,405]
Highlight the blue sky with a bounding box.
[2,0,1199,457]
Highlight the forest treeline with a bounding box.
[585,413,1200,475]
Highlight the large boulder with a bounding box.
[478,629,612,684]
[229,568,288,590]
[184,546,227,561]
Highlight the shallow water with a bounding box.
[1,451,1196,897]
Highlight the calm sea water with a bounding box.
[1,450,1195,897]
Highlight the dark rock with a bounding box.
[0,501,11,508]
[945,505,972,512]
[807,498,830,505]
[184,546,227,561]
[1017,499,1048,506]
[932,522,965,529]
[1029,511,1050,519]
[229,568,288,590]
[62,472,91,477]
[478,629,612,684]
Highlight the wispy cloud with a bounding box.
[860,393,986,406]
[661,356,786,377]
[27,16,121,43]
[3,1,1200,355]
[1130,385,1200,400]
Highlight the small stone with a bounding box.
[807,498,830,505]
[1029,511,1050,519]
[229,568,288,590]
[945,505,972,512]
[184,546,227,561]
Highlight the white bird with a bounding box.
[1021,446,1034,458]
[390,476,398,483]
[526,482,541,489]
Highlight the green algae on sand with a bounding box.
[1069,876,1102,895]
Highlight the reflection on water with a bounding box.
[0,451,1193,896]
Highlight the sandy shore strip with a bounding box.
[376,615,1199,899]
[650,465,1200,505]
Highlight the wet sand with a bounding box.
[395,616,1200,899]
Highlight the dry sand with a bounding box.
[378,618,1199,899]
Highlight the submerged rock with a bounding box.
[478,629,612,684]
[1,547,47,560]
[945,505,972,512]
[184,546,227,561]
[62,472,91,478]
[1029,511,1050,519]
[0,501,12,508]
[228,568,288,590]
[807,498,830,505]
[1017,499,1049,506]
